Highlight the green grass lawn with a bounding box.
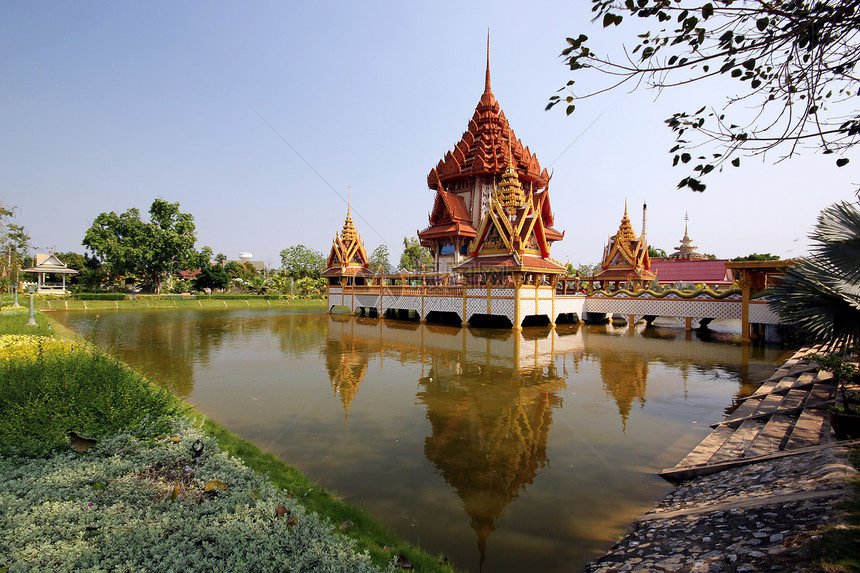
[0,308,453,573]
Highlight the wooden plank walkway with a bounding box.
[660,346,837,483]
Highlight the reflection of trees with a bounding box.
[80,311,217,399]
[61,311,330,399]
[417,361,565,567]
[598,349,649,432]
[272,312,329,357]
[324,339,369,419]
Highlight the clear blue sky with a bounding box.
[2,1,856,269]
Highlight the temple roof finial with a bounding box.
[484,30,491,95]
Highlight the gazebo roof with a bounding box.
[23,253,78,275]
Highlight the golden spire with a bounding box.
[484,30,492,95]
[341,189,357,243]
[496,136,525,214]
[616,200,637,242]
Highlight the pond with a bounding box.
[51,309,791,573]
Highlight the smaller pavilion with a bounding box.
[321,204,374,286]
[592,203,655,291]
[22,253,78,294]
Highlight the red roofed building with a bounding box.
[650,259,734,288]
[649,215,735,288]
[418,38,563,273]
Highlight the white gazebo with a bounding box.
[22,253,79,294]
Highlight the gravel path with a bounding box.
[584,445,856,572]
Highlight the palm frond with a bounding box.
[770,201,860,353]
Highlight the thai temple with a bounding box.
[418,39,563,275]
[323,40,787,341]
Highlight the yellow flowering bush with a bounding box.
[0,335,86,362]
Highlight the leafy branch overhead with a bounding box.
[548,0,860,191]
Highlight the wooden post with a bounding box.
[740,270,751,343]
[684,317,692,331]
[462,275,469,327]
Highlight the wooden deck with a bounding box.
[659,345,838,483]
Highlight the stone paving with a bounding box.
[584,446,855,572]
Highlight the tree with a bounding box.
[648,246,668,259]
[770,201,860,351]
[295,276,326,297]
[572,262,602,276]
[51,251,106,291]
[280,244,325,280]
[0,204,30,290]
[369,245,391,274]
[399,237,433,272]
[549,1,860,191]
[83,198,211,293]
[223,261,246,279]
[215,252,227,266]
[267,272,294,297]
[732,253,781,261]
[193,264,230,291]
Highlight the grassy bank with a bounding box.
[0,309,451,572]
[8,294,326,312]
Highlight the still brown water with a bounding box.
[52,309,791,573]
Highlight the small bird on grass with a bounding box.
[68,431,97,453]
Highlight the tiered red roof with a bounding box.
[419,189,477,241]
[419,39,561,250]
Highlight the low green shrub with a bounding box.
[0,342,183,457]
[70,293,129,301]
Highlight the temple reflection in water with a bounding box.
[323,315,759,564]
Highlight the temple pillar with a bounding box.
[550,275,559,327]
